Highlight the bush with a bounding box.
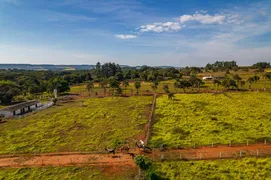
[134,155,152,170]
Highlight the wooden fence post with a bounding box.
[240,151,242,158]
[264,139,267,145]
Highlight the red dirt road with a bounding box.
[0,144,271,168]
[0,153,135,168]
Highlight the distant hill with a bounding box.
[0,64,95,71]
[0,64,179,70]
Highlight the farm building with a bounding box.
[202,75,213,80]
[0,100,42,118]
[202,75,225,80]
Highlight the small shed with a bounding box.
[0,100,42,118]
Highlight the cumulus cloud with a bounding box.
[115,34,137,39]
[179,13,226,24]
[139,22,181,33]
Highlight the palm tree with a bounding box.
[86,82,94,97]
[134,80,141,94]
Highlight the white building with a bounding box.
[202,75,213,80]
[0,100,42,118]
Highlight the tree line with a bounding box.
[0,61,270,104]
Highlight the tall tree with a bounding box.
[109,77,121,95]
[213,79,221,89]
[151,80,159,93]
[86,82,94,97]
[163,84,170,93]
[0,80,21,104]
[247,77,254,89]
[99,79,108,96]
[134,81,141,94]
[47,78,70,94]
[263,72,271,88]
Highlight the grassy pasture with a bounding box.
[0,166,137,180]
[153,158,271,180]
[70,81,176,97]
[150,92,271,147]
[0,96,152,154]
[70,70,271,97]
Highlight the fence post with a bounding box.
[212,142,214,148]
[161,154,164,161]
[229,141,231,147]
[193,143,196,149]
[220,152,222,159]
[240,151,242,158]
[247,140,249,146]
[152,147,154,161]
[264,139,267,145]
[180,154,182,160]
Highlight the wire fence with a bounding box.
[152,148,271,162]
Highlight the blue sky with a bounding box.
[0,0,271,66]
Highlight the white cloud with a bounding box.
[139,22,181,33]
[115,34,137,39]
[2,0,20,5]
[179,13,226,24]
[46,12,96,22]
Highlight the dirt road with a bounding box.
[0,144,271,168]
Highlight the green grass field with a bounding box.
[153,158,271,180]
[70,74,271,97]
[0,165,137,180]
[150,92,271,147]
[0,96,152,154]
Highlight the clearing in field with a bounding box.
[150,92,271,147]
[153,157,271,180]
[0,96,152,154]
